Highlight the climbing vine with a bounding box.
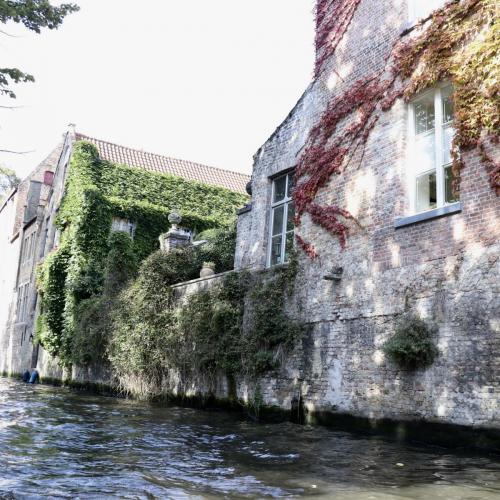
[36,141,247,364]
[108,249,305,399]
[296,0,499,256]
[315,0,363,78]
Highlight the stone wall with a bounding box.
[0,140,66,375]
[3,0,497,434]
[0,192,20,374]
[234,0,500,428]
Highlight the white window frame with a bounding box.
[408,0,448,22]
[267,171,294,267]
[407,84,456,214]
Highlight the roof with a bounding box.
[75,133,250,194]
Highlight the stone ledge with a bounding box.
[394,202,462,229]
[237,203,252,215]
[170,269,234,289]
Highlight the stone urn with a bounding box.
[200,261,215,278]
[168,211,182,230]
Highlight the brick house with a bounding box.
[0,126,249,376]
[233,0,499,427]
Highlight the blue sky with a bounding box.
[0,0,315,178]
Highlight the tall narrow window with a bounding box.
[17,283,29,322]
[409,86,457,213]
[268,172,294,266]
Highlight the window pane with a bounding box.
[442,124,454,165]
[286,202,295,232]
[287,173,294,198]
[414,132,435,174]
[270,235,283,265]
[416,171,437,212]
[273,175,287,202]
[445,166,459,204]
[414,95,435,134]
[442,93,454,124]
[284,231,294,263]
[271,205,284,236]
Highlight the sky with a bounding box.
[0,0,315,180]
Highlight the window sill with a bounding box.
[394,202,461,229]
[265,261,292,271]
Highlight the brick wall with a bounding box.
[0,141,65,375]
[234,0,500,427]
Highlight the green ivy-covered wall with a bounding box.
[36,141,248,365]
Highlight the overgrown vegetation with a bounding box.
[36,141,247,366]
[383,315,439,369]
[108,250,305,399]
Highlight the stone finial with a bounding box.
[168,211,182,230]
[159,212,191,253]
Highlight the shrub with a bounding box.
[383,315,439,369]
[194,223,237,274]
[108,257,305,398]
[35,246,71,357]
[71,232,138,366]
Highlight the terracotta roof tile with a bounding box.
[75,133,250,194]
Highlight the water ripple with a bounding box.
[0,377,499,499]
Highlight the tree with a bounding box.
[0,166,20,201]
[0,0,79,98]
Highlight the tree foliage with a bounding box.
[0,165,20,201]
[0,0,79,98]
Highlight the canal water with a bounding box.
[1,377,499,499]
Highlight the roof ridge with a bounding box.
[75,132,249,180]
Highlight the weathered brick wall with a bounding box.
[234,0,500,428]
[4,0,497,431]
[0,141,65,375]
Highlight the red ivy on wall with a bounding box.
[295,0,499,258]
[315,0,363,78]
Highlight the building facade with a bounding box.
[0,127,249,377]
[0,145,63,376]
[233,0,499,428]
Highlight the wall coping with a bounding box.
[170,269,234,289]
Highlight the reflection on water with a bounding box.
[0,377,499,499]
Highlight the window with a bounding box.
[111,217,136,238]
[268,172,294,266]
[409,0,448,22]
[408,85,457,213]
[21,232,35,265]
[16,283,29,322]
